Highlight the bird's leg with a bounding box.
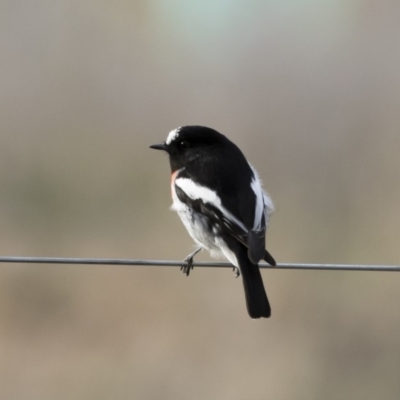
[181,246,202,276]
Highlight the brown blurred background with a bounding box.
[1,1,400,399]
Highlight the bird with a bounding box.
[150,126,276,318]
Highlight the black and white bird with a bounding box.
[150,126,276,318]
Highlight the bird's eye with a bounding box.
[179,140,189,149]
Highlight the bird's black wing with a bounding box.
[174,182,276,266]
[175,185,248,246]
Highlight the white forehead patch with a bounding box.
[166,127,181,145]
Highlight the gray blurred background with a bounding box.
[1,1,400,399]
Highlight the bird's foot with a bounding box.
[232,266,240,278]
[180,247,202,277]
[181,255,194,276]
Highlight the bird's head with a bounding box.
[150,125,229,171]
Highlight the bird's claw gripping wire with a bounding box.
[233,266,240,278]
[181,247,202,277]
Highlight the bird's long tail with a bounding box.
[237,247,271,318]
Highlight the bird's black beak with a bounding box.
[149,142,168,151]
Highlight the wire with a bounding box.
[0,257,398,271]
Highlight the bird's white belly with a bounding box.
[176,203,219,252]
[171,193,239,267]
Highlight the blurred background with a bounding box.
[1,1,400,399]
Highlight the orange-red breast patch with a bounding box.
[170,170,179,197]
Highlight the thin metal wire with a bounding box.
[0,257,398,271]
